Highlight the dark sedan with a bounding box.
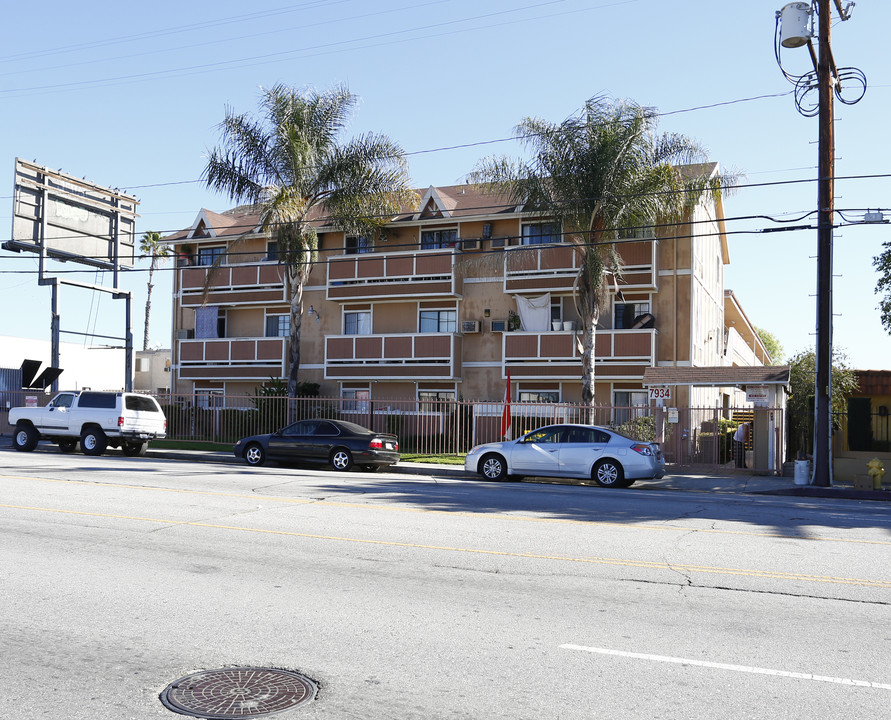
[234,418,399,471]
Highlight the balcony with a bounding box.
[327,250,460,301]
[324,333,462,380]
[180,262,287,308]
[178,337,287,380]
[502,328,656,380]
[503,240,657,293]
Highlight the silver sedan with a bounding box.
[464,424,665,487]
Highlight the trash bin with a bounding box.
[794,460,810,485]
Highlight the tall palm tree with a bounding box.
[139,230,170,351]
[470,95,738,405]
[203,83,416,396]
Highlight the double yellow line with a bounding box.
[3,499,890,590]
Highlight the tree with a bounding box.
[469,95,738,405]
[755,326,785,365]
[873,242,891,333]
[787,347,859,457]
[138,231,171,351]
[203,84,416,396]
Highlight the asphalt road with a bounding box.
[2,449,890,719]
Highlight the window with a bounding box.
[523,426,566,444]
[614,302,651,329]
[196,246,225,266]
[565,427,611,444]
[345,236,372,254]
[614,390,648,426]
[78,392,117,409]
[418,390,455,412]
[135,358,150,373]
[53,393,76,409]
[342,389,369,413]
[265,314,290,337]
[196,390,225,408]
[419,309,456,333]
[265,242,279,261]
[125,396,161,412]
[522,222,561,245]
[344,311,371,335]
[421,229,457,249]
[519,391,559,403]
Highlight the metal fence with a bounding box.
[1,388,783,470]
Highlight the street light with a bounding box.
[774,1,866,487]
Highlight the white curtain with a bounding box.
[515,293,551,331]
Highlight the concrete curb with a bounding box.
[2,437,888,501]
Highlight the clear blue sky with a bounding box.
[1,0,889,370]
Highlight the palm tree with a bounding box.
[139,231,170,351]
[203,83,416,396]
[470,95,738,405]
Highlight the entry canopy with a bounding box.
[642,366,790,388]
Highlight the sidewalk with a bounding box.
[2,437,888,501]
[141,445,889,501]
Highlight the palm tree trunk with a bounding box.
[143,263,155,351]
[287,271,304,398]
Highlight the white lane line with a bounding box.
[560,645,891,690]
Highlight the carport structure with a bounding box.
[642,366,791,474]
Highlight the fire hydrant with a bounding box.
[866,458,885,490]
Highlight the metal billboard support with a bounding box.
[5,159,139,393]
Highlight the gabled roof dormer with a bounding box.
[413,186,457,221]
[187,209,218,241]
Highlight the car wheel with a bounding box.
[331,448,354,471]
[244,443,266,466]
[122,441,147,457]
[593,459,625,487]
[80,427,108,456]
[14,425,38,452]
[479,453,507,481]
[58,439,79,453]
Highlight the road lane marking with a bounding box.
[560,644,891,690]
[2,502,891,590]
[2,472,890,547]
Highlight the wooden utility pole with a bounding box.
[812,0,834,486]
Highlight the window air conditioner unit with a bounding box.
[461,320,480,333]
[490,320,507,333]
[175,329,194,340]
[491,237,506,248]
[461,238,481,251]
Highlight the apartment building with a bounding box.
[164,172,768,409]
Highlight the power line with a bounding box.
[1,215,883,278]
[0,1,638,98]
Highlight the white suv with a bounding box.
[10,391,167,457]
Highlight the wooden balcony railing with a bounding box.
[324,332,461,379]
[177,337,287,380]
[327,250,459,300]
[502,328,656,379]
[180,263,287,307]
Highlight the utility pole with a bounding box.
[813,0,833,486]
[775,1,864,486]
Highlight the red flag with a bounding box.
[500,370,512,440]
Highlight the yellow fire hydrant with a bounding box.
[866,458,885,491]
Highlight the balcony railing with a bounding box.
[178,337,287,380]
[326,250,459,300]
[180,262,287,307]
[503,328,656,379]
[503,240,657,293]
[324,332,461,380]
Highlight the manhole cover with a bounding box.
[160,667,316,718]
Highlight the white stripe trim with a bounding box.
[560,645,891,690]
